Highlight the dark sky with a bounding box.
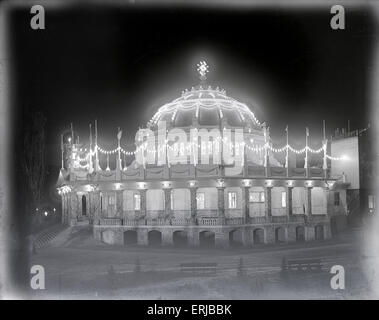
[10,4,377,166]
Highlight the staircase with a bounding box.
[34,224,67,249]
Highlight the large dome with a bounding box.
[147,85,262,130]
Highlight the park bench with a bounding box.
[180,262,218,274]
[281,258,323,273]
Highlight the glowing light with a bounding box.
[242,179,252,187]
[162,181,171,189]
[53,208,56,212]
[44,211,48,217]
[197,61,209,80]
[217,179,225,188]
[287,180,294,187]
[188,180,197,188]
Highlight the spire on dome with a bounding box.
[196,61,209,82]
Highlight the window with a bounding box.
[334,192,340,206]
[281,191,286,208]
[249,191,265,203]
[133,194,141,211]
[196,192,205,209]
[108,194,115,205]
[228,192,237,209]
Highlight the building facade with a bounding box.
[57,70,349,247]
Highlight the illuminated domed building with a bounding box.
[57,62,350,247]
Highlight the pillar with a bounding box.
[162,229,173,246]
[215,230,229,248]
[305,187,312,216]
[189,187,197,224]
[188,227,199,247]
[93,192,101,223]
[140,189,147,218]
[164,188,172,218]
[137,228,148,246]
[265,187,272,218]
[286,187,293,216]
[217,187,225,224]
[116,190,123,218]
[242,187,250,221]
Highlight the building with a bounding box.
[56,63,350,247]
[330,126,375,227]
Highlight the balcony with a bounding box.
[98,214,329,227]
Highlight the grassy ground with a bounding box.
[29,228,374,299]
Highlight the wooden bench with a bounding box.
[180,263,218,274]
[281,258,323,273]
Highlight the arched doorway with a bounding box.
[173,231,187,247]
[82,195,87,215]
[148,230,162,246]
[315,225,324,240]
[275,227,286,243]
[124,230,138,246]
[199,231,215,247]
[253,228,264,244]
[229,229,243,247]
[296,226,305,242]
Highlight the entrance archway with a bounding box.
[275,227,286,243]
[315,225,325,240]
[148,230,162,246]
[173,231,188,247]
[253,228,264,244]
[124,230,138,246]
[199,231,215,247]
[296,226,305,242]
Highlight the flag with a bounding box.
[306,127,309,137]
[117,129,122,140]
[285,125,288,132]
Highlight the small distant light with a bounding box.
[44,211,48,217]
[53,208,56,212]
[36,208,39,211]
[68,137,71,143]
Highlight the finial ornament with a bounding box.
[197,61,209,81]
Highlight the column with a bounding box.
[164,188,172,218]
[116,191,123,218]
[265,187,272,218]
[306,187,312,216]
[242,187,250,221]
[189,187,197,224]
[93,192,101,223]
[286,187,293,216]
[140,189,147,218]
[217,187,225,224]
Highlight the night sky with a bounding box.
[10,3,377,166]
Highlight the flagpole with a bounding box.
[305,127,309,177]
[61,134,64,170]
[89,123,93,173]
[95,119,99,171]
[323,120,328,178]
[285,125,289,177]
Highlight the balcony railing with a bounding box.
[98,214,329,227]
